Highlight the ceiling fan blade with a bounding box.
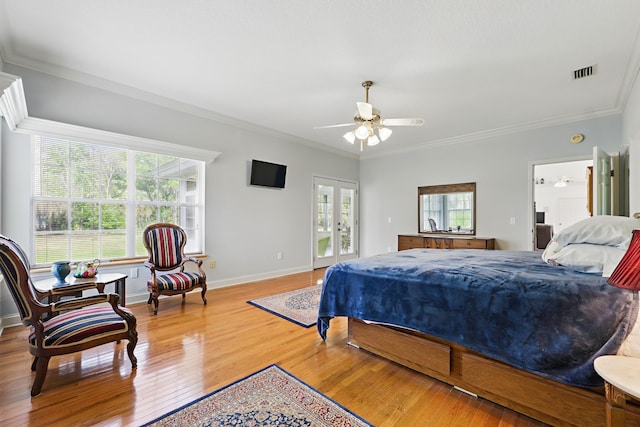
[313,123,354,129]
[356,102,374,120]
[381,118,425,126]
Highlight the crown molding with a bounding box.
[361,107,622,160]
[14,117,221,163]
[616,18,640,111]
[2,57,359,160]
[0,71,27,130]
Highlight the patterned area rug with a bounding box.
[248,285,322,327]
[142,364,372,426]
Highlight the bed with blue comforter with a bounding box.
[318,249,639,388]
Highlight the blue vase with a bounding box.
[51,261,71,285]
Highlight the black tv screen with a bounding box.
[250,159,287,188]
[536,212,545,224]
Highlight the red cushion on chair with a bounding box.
[29,305,133,347]
[147,272,205,292]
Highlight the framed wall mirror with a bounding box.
[418,182,476,234]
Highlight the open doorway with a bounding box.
[531,147,628,251]
[533,159,592,250]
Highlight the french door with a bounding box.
[313,177,358,269]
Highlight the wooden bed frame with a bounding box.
[347,318,640,426]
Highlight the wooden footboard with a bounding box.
[347,318,640,426]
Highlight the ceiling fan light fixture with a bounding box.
[378,127,392,141]
[317,80,424,151]
[355,125,369,140]
[343,131,356,144]
[357,102,374,121]
[367,135,380,146]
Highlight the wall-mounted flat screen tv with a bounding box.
[250,159,287,188]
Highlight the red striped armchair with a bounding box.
[142,223,207,315]
[0,235,137,396]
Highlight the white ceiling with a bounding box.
[1,0,639,158]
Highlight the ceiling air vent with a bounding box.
[573,65,596,80]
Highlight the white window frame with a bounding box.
[19,117,220,266]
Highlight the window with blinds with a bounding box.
[32,136,205,266]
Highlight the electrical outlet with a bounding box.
[209,260,216,269]
[277,252,283,260]
[130,268,138,278]
[510,217,516,225]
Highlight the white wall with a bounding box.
[0,65,359,320]
[359,115,623,255]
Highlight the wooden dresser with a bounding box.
[398,234,495,251]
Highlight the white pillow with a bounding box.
[552,215,640,249]
[543,243,626,274]
[541,240,561,263]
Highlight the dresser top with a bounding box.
[399,234,494,240]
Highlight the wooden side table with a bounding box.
[594,355,640,427]
[35,273,128,306]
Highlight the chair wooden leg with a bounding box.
[152,295,159,315]
[127,333,138,368]
[31,356,50,396]
[147,293,152,304]
[201,288,207,305]
[31,357,38,371]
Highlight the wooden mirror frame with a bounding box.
[418,182,476,235]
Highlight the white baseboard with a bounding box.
[207,265,312,289]
[0,265,314,332]
[1,313,21,330]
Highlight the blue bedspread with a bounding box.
[318,249,639,387]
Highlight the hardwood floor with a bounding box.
[0,269,548,426]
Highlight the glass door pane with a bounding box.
[340,188,355,255]
[317,184,334,258]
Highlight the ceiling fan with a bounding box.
[315,81,424,151]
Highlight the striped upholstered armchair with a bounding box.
[0,235,138,396]
[142,223,207,315]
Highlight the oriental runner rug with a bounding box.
[247,285,322,327]
[142,364,372,427]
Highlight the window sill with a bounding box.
[30,254,209,274]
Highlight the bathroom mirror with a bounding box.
[418,182,476,234]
